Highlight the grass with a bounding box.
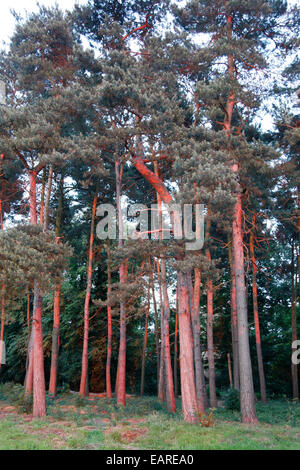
[0,385,299,450]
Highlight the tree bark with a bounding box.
[49,284,60,396]
[291,242,299,400]
[228,242,240,390]
[43,165,53,231]
[33,281,46,417]
[140,287,150,397]
[49,176,64,396]
[115,161,127,406]
[106,243,113,398]
[190,269,207,412]
[250,219,267,403]
[232,193,258,423]
[224,14,257,424]
[79,191,98,397]
[177,271,199,423]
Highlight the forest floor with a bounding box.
[0,386,299,450]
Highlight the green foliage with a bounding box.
[224,388,240,411]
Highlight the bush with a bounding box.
[224,388,240,411]
[0,382,33,414]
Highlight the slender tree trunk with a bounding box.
[153,162,176,412]
[250,219,267,403]
[133,157,198,422]
[79,191,98,397]
[25,328,34,394]
[232,193,258,423]
[39,167,46,226]
[205,218,217,408]
[291,242,299,400]
[49,284,60,396]
[227,353,233,389]
[206,275,217,408]
[157,258,166,402]
[106,243,113,398]
[49,176,63,396]
[228,242,240,390]
[27,290,30,331]
[191,268,208,411]
[0,190,4,369]
[174,289,179,398]
[224,15,257,424]
[140,288,150,397]
[160,257,176,413]
[149,258,160,392]
[0,285,5,367]
[115,161,126,406]
[43,165,53,231]
[27,171,46,416]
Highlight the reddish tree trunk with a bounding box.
[29,172,38,225]
[160,257,176,413]
[0,285,5,368]
[140,288,150,397]
[33,282,46,417]
[291,242,299,400]
[79,192,98,397]
[250,220,267,403]
[25,328,34,395]
[207,276,217,408]
[49,283,60,396]
[39,167,46,226]
[228,242,240,390]
[149,258,160,392]
[106,244,113,398]
[191,268,208,411]
[177,271,199,423]
[115,161,127,406]
[227,353,233,389]
[174,289,179,398]
[43,165,53,231]
[232,193,258,423]
[134,158,198,422]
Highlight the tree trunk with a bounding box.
[140,288,150,397]
[115,161,126,406]
[177,271,199,423]
[191,268,208,411]
[25,327,34,394]
[33,281,46,417]
[291,242,299,400]
[232,193,258,423]
[39,167,46,226]
[0,285,5,367]
[227,353,233,389]
[149,258,160,392]
[49,284,60,396]
[250,219,267,403]
[174,290,178,398]
[43,165,53,231]
[160,256,176,413]
[79,191,98,397]
[106,243,113,398]
[49,176,63,396]
[206,275,217,408]
[224,15,257,424]
[228,242,240,390]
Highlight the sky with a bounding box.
[0,0,87,47]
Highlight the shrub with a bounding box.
[224,388,240,411]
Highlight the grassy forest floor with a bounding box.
[0,385,299,450]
